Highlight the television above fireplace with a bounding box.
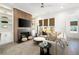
[18,18,31,27]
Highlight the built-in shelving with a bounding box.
[0,4,13,45]
[0,4,12,16]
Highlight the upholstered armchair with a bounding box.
[47,32,68,54]
[57,32,68,47]
[47,32,57,41]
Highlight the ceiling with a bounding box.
[1,3,79,18]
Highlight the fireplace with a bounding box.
[17,28,31,43]
[18,32,31,43]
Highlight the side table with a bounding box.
[39,42,51,55]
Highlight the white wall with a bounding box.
[37,7,79,39]
[54,11,79,39]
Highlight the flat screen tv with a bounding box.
[18,18,31,27]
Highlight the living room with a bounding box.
[0,3,79,55]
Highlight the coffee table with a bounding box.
[33,37,46,45]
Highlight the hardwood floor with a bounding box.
[64,38,79,55]
[0,38,79,55]
[0,40,40,55]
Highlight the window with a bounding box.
[44,19,48,26]
[49,18,55,26]
[39,20,42,26]
[70,26,78,31]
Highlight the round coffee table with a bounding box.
[33,37,46,45]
